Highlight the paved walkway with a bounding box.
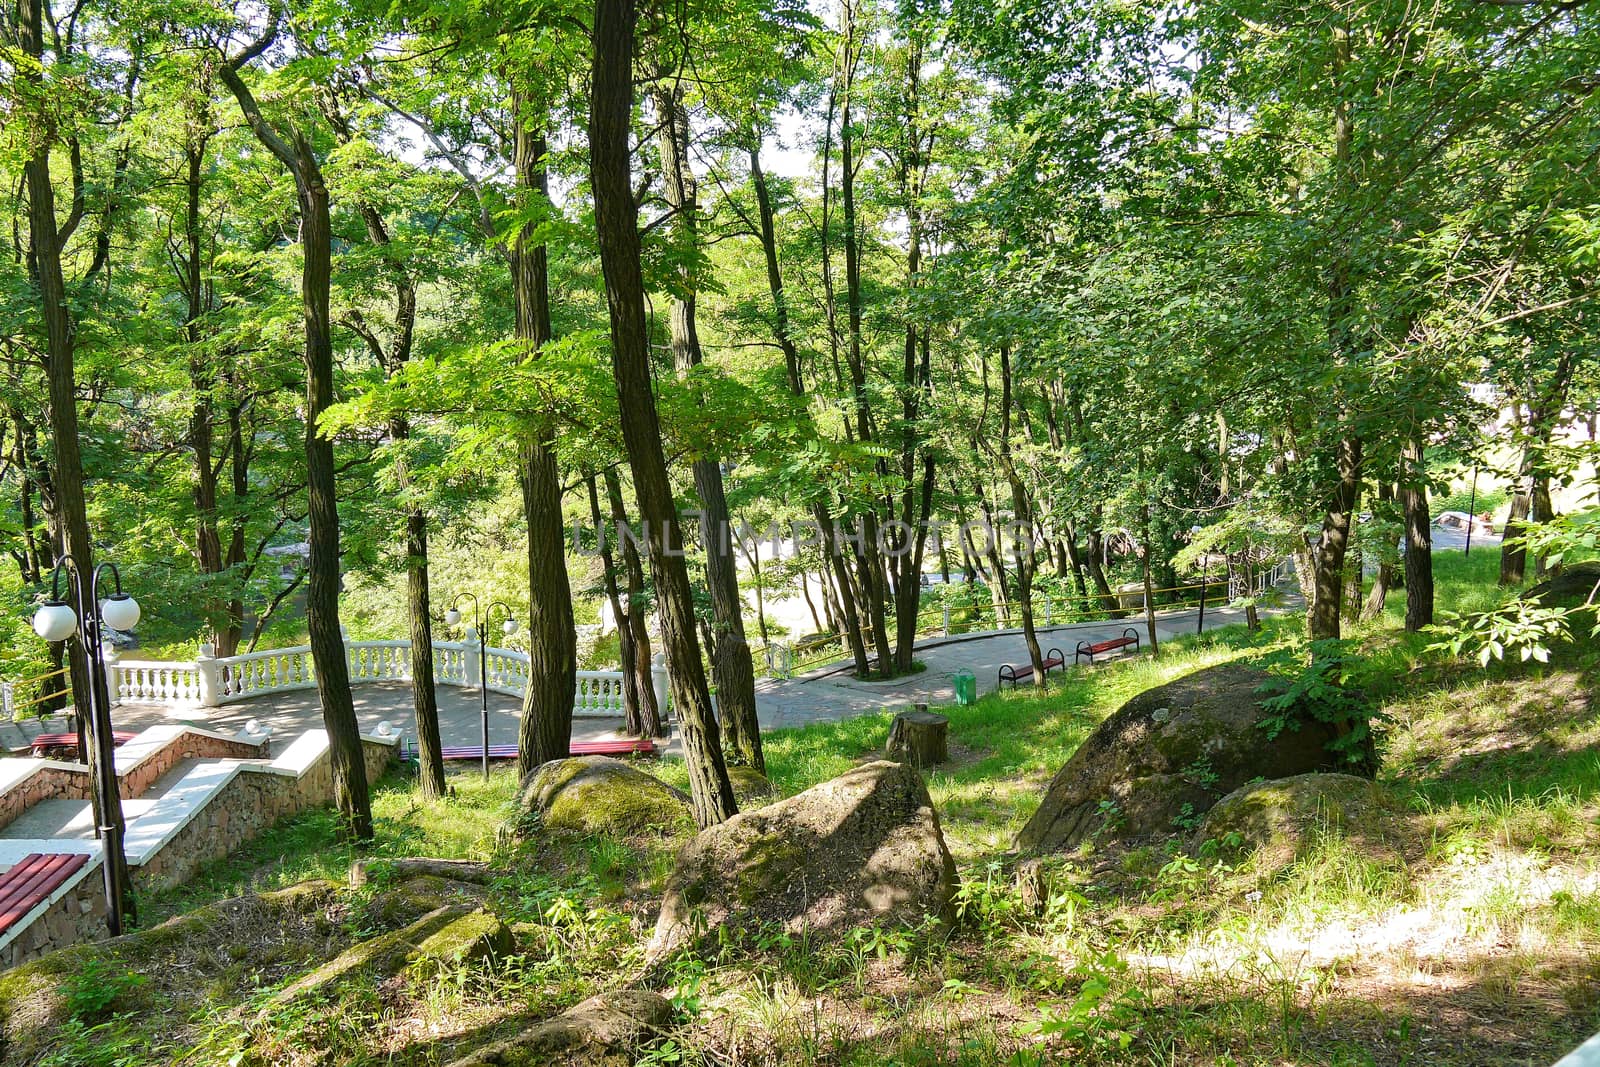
[755,596,1279,729]
[0,589,1289,764]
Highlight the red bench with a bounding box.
[28,731,138,758]
[402,738,658,763]
[1075,628,1142,665]
[0,853,89,937]
[998,647,1066,689]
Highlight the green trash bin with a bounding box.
[952,670,976,706]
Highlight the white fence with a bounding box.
[108,634,665,720]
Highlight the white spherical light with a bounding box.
[100,594,140,631]
[444,608,461,627]
[32,601,77,643]
[375,720,395,738]
[501,618,519,636]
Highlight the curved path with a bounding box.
[0,592,1279,762]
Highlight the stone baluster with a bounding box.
[197,643,221,708]
[463,630,482,692]
[651,653,669,720]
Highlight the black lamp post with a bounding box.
[31,557,139,935]
[443,593,518,779]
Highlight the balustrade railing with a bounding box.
[105,636,666,720]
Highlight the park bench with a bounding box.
[27,730,137,759]
[402,738,658,764]
[0,853,89,937]
[998,647,1067,689]
[1074,628,1142,665]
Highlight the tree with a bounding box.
[217,22,372,839]
[590,0,738,827]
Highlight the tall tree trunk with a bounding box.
[219,54,372,840]
[1141,502,1160,658]
[1310,24,1362,644]
[1361,482,1394,620]
[510,111,578,780]
[1401,435,1434,631]
[996,347,1043,679]
[591,0,736,825]
[606,468,662,737]
[750,145,871,677]
[22,0,132,904]
[587,473,640,730]
[654,86,762,771]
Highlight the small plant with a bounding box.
[61,956,148,1022]
[1016,951,1142,1052]
[1257,639,1380,771]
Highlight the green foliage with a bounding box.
[1429,600,1578,668]
[1256,640,1380,769]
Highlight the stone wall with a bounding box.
[131,738,397,892]
[117,732,269,799]
[0,766,87,829]
[0,865,106,971]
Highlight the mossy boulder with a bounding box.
[1526,561,1600,608]
[445,989,672,1066]
[647,760,957,964]
[517,756,692,836]
[0,880,344,1061]
[726,765,777,807]
[1192,772,1404,875]
[1016,664,1353,852]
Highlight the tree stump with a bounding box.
[885,706,949,767]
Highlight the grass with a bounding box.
[16,550,1600,1065]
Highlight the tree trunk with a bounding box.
[996,346,1043,680]
[606,468,662,737]
[750,145,871,677]
[218,58,372,840]
[1361,482,1394,620]
[587,473,640,730]
[653,87,762,772]
[591,0,736,826]
[1141,503,1160,658]
[1401,435,1434,631]
[1309,434,1362,641]
[22,0,132,902]
[510,113,577,781]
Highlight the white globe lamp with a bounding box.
[32,601,77,642]
[100,593,140,631]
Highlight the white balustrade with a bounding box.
[219,645,316,701]
[575,671,625,715]
[112,659,202,706]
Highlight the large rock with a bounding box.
[1016,663,1351,852]
[445,989,672,1067]
[1192,772,1403,875]
[1526,561,1600,607]
[647,761,957,963]
[0,880,344,1061]
[517,756,692,836]
[726,765,777,807]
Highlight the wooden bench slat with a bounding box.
[0,853,88,936]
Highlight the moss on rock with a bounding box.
[0,880,344,1061]
[517,755,692,836]
[1192,772,1404,876]
[1016,663,1356,853]
[647,761,957,964]
[726,765,777,807]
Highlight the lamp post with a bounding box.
[32,556,139,935]
[443,593,518,779]
[1191,525,1207,636]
